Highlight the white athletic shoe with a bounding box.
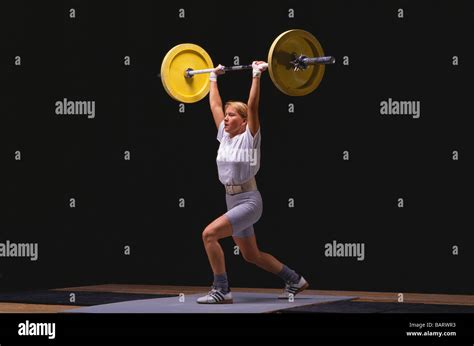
[278,276,309,299]
[196,287,233,304]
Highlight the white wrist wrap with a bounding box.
[210,71,217,82]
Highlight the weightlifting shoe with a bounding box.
[197,287,233,304]
[278,276,309,299]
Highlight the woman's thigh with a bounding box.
[204,214,233,240]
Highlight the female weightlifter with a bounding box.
[197,61,308,304]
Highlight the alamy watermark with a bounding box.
[0,240,38,261]
[216,148,259,166]
[18,320,55,339]
[380,98,420,119]
[324,240,365,261]
[55,98,95,119]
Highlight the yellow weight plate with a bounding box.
[267,29,325,96]
[161,44,213,103]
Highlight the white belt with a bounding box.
[225,178,257,195]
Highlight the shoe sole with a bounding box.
[277,282,310,299]
[197,299,233,304]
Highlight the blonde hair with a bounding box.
[225,101,248,119]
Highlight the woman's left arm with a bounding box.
[247,61,267,137]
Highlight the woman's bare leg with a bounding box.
[202,215,233,275]
[233,235,283,274]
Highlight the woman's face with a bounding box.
[224,106,246,136]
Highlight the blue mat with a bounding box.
[67,292,356,313]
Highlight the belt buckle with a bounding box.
[226,184,242,195]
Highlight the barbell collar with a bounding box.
[303,56,336,65]
[290,55,335,71]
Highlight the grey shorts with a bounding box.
[225,190,263,238]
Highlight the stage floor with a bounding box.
[0,284,473,313]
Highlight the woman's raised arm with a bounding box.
[210,65,225,129]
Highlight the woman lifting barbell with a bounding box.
[197,61,309,304]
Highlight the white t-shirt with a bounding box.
[216,120,261,185]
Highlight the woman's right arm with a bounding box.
[210,65,225,129]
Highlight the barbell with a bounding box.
[160,29,335,103]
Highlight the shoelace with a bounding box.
[206,286,222,301]
[283,281,299,295]
[207,286,217,295]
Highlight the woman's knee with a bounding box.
[202,216,233,244]
[202,226,217,244]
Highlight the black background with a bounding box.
[2,0,473,294]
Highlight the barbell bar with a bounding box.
[184,53,335,78]
[184,64,267,78]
